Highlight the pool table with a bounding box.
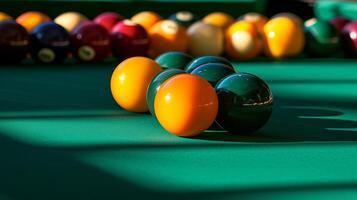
[1,59,357,199]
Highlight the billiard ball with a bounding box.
[225,20,263,60]
[304,18,340,57]
[0,21,28,63]
[215,73,273,134]
[263,14,305,58]
[131,11,162,32]
[202,12,234,30]
[94,12,125,33]
[155,74,218,137]
[111,57,162,112]
[168,11,197,27]
[240,12,268,35]
[155,51,193,69]
[330,17,350,32]
[111,20,150,59]
[0,12,12,22]
[54,12,88,33]
[148,20,188,57]
[190,63,234,86]
[71,21,111,62]
[16,11,51,33]
[30,22,70,63]
[341,21,357,57]
[187,22,224,56]
[147,69,186,116]
[185,55,233,73]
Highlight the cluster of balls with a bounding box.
[1,10,356,64]
[110,52,274,137]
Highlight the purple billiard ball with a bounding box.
[330,17,350,32]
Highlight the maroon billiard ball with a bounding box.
[341,21,357,57]
[71,21,111,62]
[111,20,149,59]
[94,12,125,33]
[0,21,28,64]
[330,17,350,32]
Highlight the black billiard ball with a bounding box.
[30,22,70,63]
[215,73,273,134]
[0,21,28,64]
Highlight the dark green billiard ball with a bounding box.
[215,73,273,134]
[146,69,186,116]
[304,18,340,57]
[155,51,193,69]
[185,55,234,73]
[168,11,197,27]
[191,63,235,86]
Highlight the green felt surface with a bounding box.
[1,59,357,199]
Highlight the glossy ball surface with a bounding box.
[225,20,263,60]
[155,51,193,69]
[0,21,28,63]
[202,12,234,30]
[16,11,51,33]
[304,18,340,57]
[155,74,218,137]
[187,22,224,56]
[148,20,188,57]
[185,55,233,73]
[263,14,305,58]
[168,11,197,27]
[111,20,150,59]
[147,69,186,116]
[341,21,357,57]
[131,11,162,32]
[54,12,88,33]
[94,12,125,33]
[111,57,162,112]
[29,22,70,63]
[71,21,111,62]
[215,73,273,134]
[190,63,234,86]
[240,12,268,34]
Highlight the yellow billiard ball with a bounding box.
[110,57,162,112]
[263,14,305,58]
[202,12,234,30]
[0,12,12,22]
[131,11,162,32]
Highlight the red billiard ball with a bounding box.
[330,17,350,32]
[94,12,125,33]
[111,20,150,59]
[341,21,357,57]
[71,21,111,62]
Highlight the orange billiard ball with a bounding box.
[240,12,268,35]
[110,57,162,113]
[202,12,234,30]
[225,20,262,60]
[131,11,162,32]
[263,14,305,58]
[16,11,51,33]
[154,74,218,137]
[148,20,188,57]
